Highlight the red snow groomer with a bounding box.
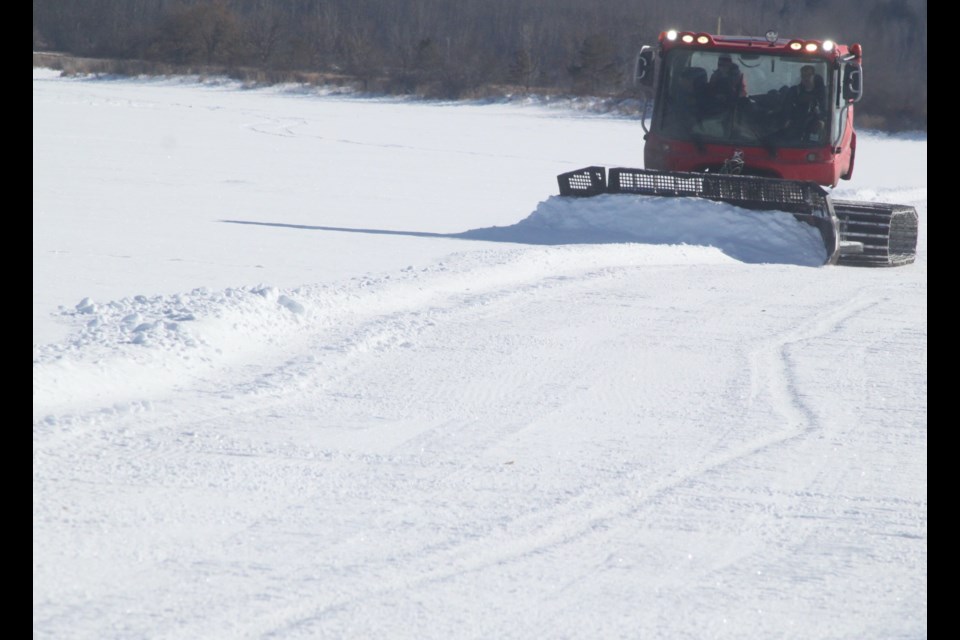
[558,29,918,267]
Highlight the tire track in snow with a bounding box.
[198,296,885,635]
[33,244,730,638]
[742,291,882,440]
[235,291,903,637]
[34,248,920,638]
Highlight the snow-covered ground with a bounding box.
[33,68,926,639]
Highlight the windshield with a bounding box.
[657,50,832,148]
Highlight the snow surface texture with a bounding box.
[34,68,926,639]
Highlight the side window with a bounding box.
[831,69,845,144]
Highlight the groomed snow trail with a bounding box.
[34,71,926,639]
[34,242,925,639]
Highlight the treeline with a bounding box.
[33,0,926,131]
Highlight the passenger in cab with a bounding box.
[782,64,827,141]
[705,55,747,115]
[668,66,708,133]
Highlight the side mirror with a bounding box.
[842,62,863,102]
[635,46,655,87]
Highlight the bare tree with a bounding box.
[32,0,927,130]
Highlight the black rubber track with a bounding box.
[833,199,919,267]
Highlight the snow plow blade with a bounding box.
[558,166,840,265]
[557,167,917,267]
